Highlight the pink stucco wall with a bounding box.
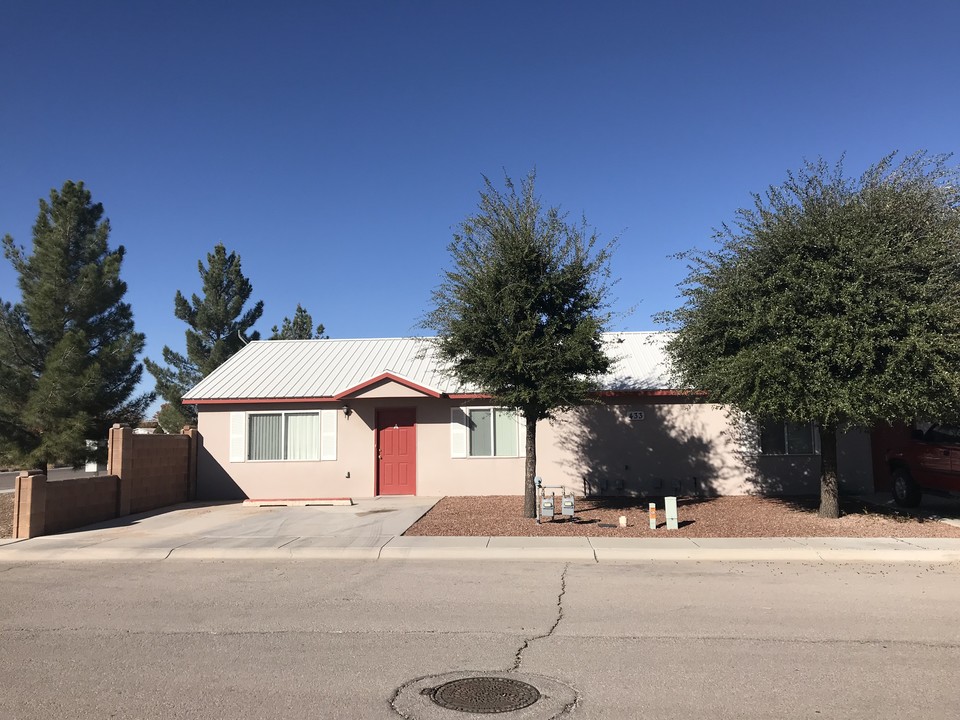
[196,396,529,499]
[196,392,873,500]
[537,400,872,497]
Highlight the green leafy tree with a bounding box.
[0,181,151,467]
[145,243,263,433]
[658,152,960,518]
[270,303,326,340]
[426,171,617,518]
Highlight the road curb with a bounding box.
[3,544,960,563]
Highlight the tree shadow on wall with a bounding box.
[550,402,735,499]
[723,409,823,496]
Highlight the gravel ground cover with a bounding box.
[0,492,12,539]
[404,495,960,538]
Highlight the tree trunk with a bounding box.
[523,411,537,518]
[818,425,840,519]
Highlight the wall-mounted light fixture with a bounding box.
[341,404,352,417]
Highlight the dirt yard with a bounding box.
[404,495,960,538]
[0,492,12,539]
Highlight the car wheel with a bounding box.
[891,467,921,508]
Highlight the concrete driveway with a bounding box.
[0,497,441,560]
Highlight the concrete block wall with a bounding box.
[44,475,119,535]
[12,426,198,539]
[127,433,191,514]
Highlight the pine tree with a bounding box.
[270,303,326,340]
[0,181,151,468]
[145,243,263,433]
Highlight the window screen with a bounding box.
[760,419,815,455]
[469,409,493,457]
[248,414,282,460]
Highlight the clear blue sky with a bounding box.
[2,1,959,413]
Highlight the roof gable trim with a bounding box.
[334,372,442,400]
[186,397,338,406]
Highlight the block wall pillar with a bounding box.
[109,424,134,516]
[12,471,47,539]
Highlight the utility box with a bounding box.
[561,494,575,516]
[665,496,679,530]
[541,496,555,518]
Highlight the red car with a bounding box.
[886,422,960,507]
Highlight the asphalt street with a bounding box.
[0,466,107,492]
[1,560,958,719]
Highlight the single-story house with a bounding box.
[183,332,875,500]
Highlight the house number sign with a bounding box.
[628,411,645,421]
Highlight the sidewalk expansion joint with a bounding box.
[896,538,923,549]
[511,562,568,672]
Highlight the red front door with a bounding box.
[377,408,416,495]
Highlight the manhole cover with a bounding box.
[392,670,577,719]
[429,676,540,714]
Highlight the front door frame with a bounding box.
[375,407,417,496]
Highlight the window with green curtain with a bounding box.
[494,409,519,456]
[248,413,282,460]
[467,407,520,457]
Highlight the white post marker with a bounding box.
[648,502,657,530]
[665,496,679,530]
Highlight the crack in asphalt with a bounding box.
[162,538,202,559]
[512,562,569,671]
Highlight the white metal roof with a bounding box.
[182,332,675,402]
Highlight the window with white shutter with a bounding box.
[236,409,337,461]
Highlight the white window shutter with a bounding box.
[451,407,468,458]
[229,411,246,463]
[320,409,338,461]
[735,411,761,456]
[516,411,527,457]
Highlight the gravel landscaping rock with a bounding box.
[404,495,960,538]
[0,492,12,539]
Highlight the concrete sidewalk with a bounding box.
[2,498,960,563]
